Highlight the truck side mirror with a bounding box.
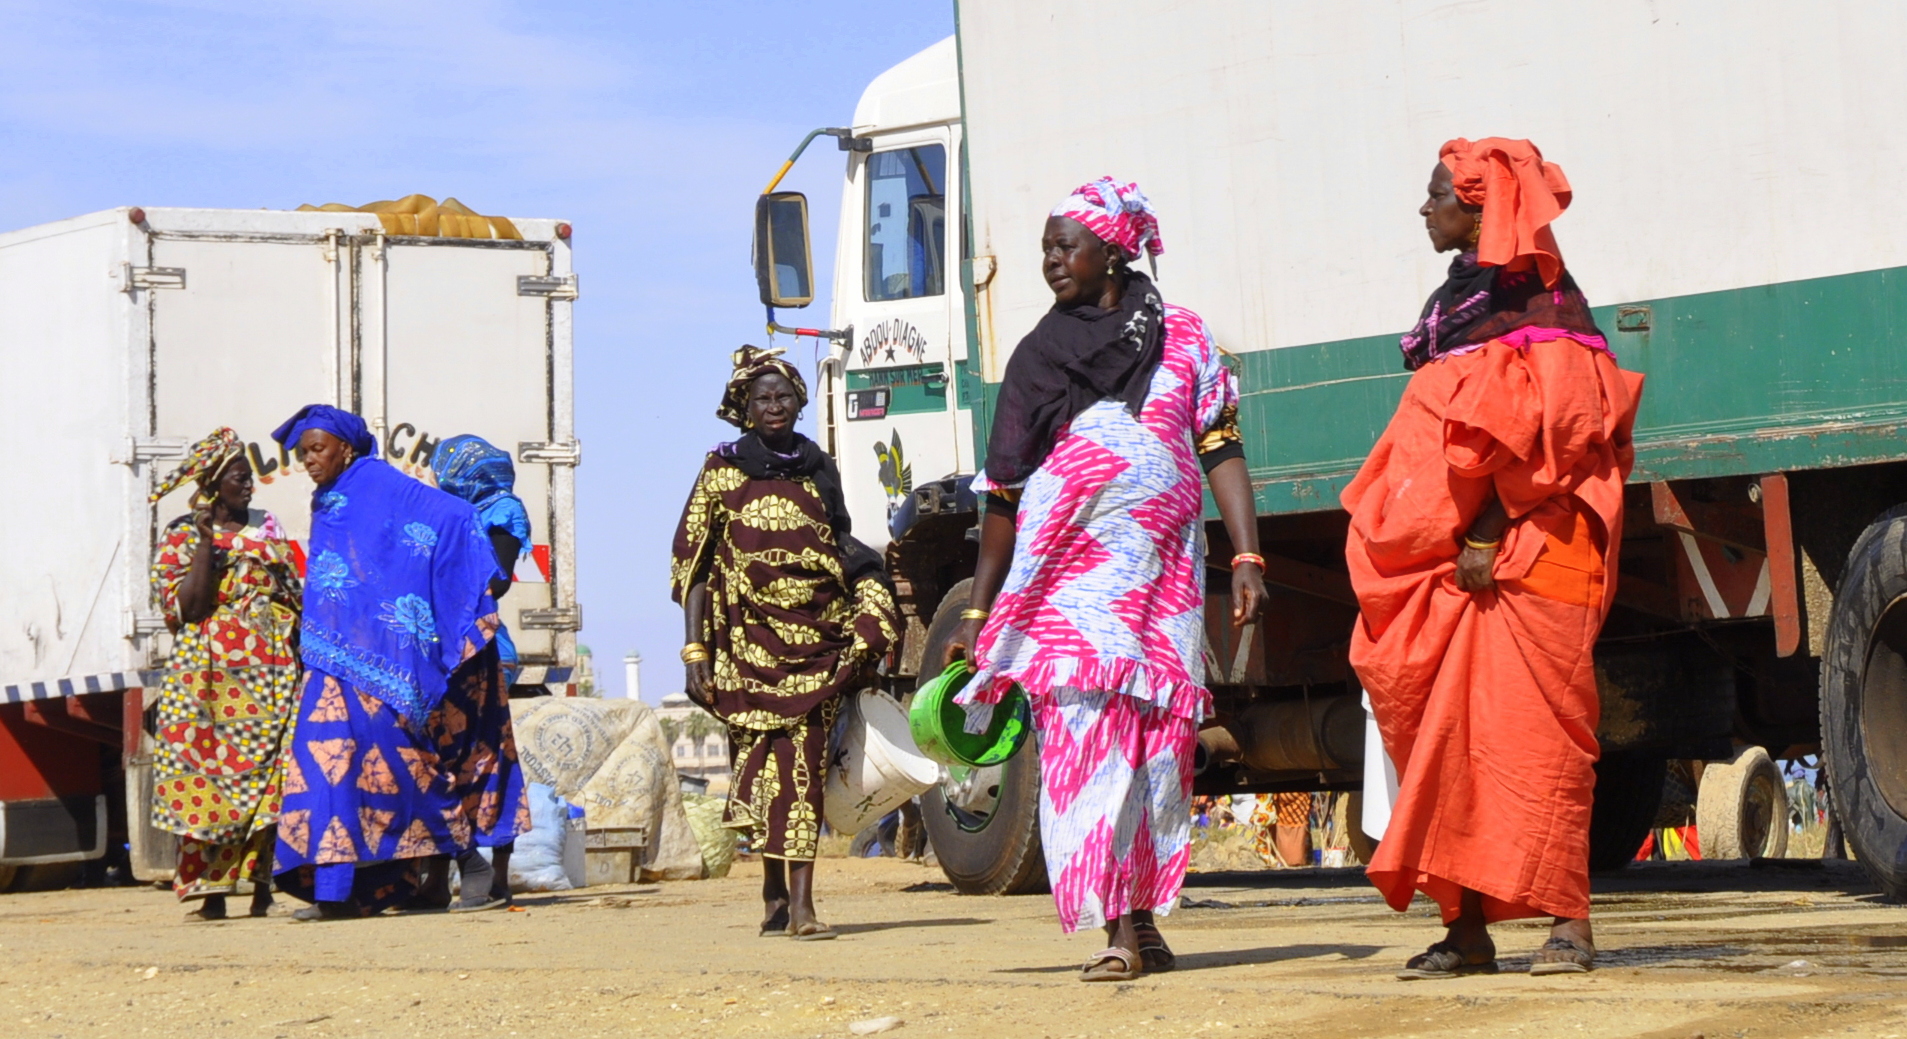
[753,192,814,308]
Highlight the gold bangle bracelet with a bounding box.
[1461,535,1501,551]
[679,643,709,664]
[959,608,990,621]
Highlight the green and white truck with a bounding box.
[750,1,1907,899]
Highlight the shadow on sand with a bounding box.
[993,942,1384,975]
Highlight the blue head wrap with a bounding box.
[432,435,532,548]
[271,404,378,457]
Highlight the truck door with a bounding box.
[145,231,343,616]
[374,239,576,677]
[831,129,969,548]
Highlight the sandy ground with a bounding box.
[2,857,1904,1039]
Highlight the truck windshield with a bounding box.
[864,144,946,302]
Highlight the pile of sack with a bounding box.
[509,697,707,881]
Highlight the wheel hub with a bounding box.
[936,763,1006,833]
[1859,596,1907,819]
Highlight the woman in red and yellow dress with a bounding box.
[150,427,303,920]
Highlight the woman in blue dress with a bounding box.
[268,405,528,920]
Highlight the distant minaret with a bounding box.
[624,652,642,701]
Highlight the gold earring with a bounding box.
[1466,215,1483,247]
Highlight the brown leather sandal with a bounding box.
[1397,940,1499,980]
[1080,947,1142,982]
[1134,921,1177,972]
[1529,936,1595,975]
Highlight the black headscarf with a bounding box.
[1399,252,1605,371]
[983,270,1166,487]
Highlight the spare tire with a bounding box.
[915,579,1047,895]
[1695,745,1789,860]
[1820,505,1907,898]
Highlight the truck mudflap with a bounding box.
[0,796,108,865]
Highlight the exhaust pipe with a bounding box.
[1194,694,1365,775]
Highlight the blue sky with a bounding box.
[0,1,955,700]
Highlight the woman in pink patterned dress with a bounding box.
[943,178,1266,981]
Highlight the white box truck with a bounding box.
[753,1,1907,899]
[0,203,581,886]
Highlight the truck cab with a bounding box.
[816,37,972,551]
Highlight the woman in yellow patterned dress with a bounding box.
[671,346,898,940]
[149,428,303,920]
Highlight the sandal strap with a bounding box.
[1539,937,1591,954]
[1406,940,1494,971]
[1085,947,1139,972]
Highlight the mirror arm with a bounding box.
[766,307,851,345]
[763,127,871,194]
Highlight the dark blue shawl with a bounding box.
[300,457,502,729]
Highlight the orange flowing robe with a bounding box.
[1342,335,1642,923]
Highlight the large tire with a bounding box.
[1820,505,1907,897]
[916,579,1048,896]
[1695,745,1789,860]
[3,862,83,893]
[1588,751,1668,872]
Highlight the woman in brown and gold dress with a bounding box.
[671,345,898,940]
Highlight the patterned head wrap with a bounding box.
[433,434,532,549]
[717,345,808,429]
[433,435,516,506]
[1050,177,1163,262]
[1439,138,1573,289]
[269,404,378,457]
[149,427,245,504]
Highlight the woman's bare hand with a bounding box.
[684,661,715,710]
[1231,563,1267,625]
[1454,543,1498,592]
[940,617,984,672]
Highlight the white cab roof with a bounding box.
[852,35,957,134]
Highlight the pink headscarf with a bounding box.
[1050,177,1163,261]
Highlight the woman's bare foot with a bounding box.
[186,895,227,921]
[1132,910,1176,971]
[1082,914,1144,981]
[760,897,791,936]
[1398,888,1496,980]
[1531,917,1595,975]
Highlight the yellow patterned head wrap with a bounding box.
[150,427,245,504]
[717,345,808,428]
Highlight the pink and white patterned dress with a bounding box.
[965,303,1238,932]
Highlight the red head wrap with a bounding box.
[1439,138,1573,289]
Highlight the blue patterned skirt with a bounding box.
[274,641,527,910]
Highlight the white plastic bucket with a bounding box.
[824,689,944,835]
[1360,684,1400,843]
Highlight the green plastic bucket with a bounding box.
[908,659,1031,768]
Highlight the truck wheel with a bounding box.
[1587,751,1667,872]
[916,579,1048,896]
[1695,745,1789,860]
[1820,505,1907,895]
[3,862,83,893]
